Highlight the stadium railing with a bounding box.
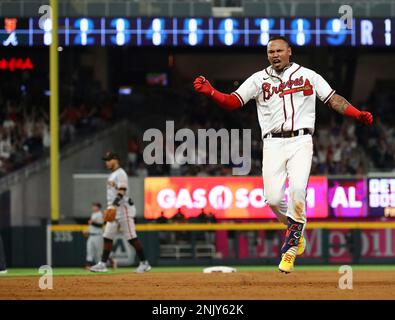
[45,221,395,267]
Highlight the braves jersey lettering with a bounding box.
[262,76,306,100]
[233,63,335,136]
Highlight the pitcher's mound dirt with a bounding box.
[1,271,394,300]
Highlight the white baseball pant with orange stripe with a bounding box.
[103,204,137,240]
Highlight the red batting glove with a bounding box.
[193,75,242,110]
[344,105,373,126]
[193,76,214,96]
[359,111,373,125]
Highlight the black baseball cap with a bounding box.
[102,151,120,161]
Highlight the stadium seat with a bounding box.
[106,3,129,17]
[267,2,288,17]
[59,0,81,17]
[192,2,213,17]
[369,3,392,17]
[172,3,191,17]
[319,2,367,18]
[87,2,107,16]
[0,1,21,17]
[242,2,268,17]
[317,3,341,17]
[125,2,140,17]
[149,2,170,16]
[292,2,317,17]
[23,1,49,17]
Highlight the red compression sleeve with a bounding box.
[210,89,242,111]
[343,104,361,119]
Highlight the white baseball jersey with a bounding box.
[88,211,104,235]
[107,167,129,206]
[107,167,135,219]
[233,62,335,137]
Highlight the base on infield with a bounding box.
[203,266,237,273]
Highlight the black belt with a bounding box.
[263,128,311,139]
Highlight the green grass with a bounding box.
[1,268,128,277]
[1,265,395,277]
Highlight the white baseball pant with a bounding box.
[86,234,103,263]
[262,134,313,225]
[103,204,137,240]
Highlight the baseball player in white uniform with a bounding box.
[85,202,104,267]
[90,152,151,273]
[193,36,373,273]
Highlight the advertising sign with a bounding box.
[144,176,328,219]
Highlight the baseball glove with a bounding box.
[103,206,117,222]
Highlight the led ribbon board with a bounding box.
[0,17,393,47]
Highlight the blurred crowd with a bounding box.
[0,101,48,176]
[0,73,116,178]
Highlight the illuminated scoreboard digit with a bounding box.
[320,18,353,46]
[384,18,392,46]
[69,18,98,46]
[32,17,69,46]
[105,18,134,46]
[256,18,274,45]
[141,18,172,46]
[213,18,244,46]
[247,18,279,47]
[178,18,209,46]
[285,18,314,46]
[110,18,130,46]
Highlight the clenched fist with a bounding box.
[193,76,215,96]
[359,111,373,125]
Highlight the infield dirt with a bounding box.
[1,271,394,300]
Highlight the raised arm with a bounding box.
[193,76,242,111]
[327,93,373,125]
